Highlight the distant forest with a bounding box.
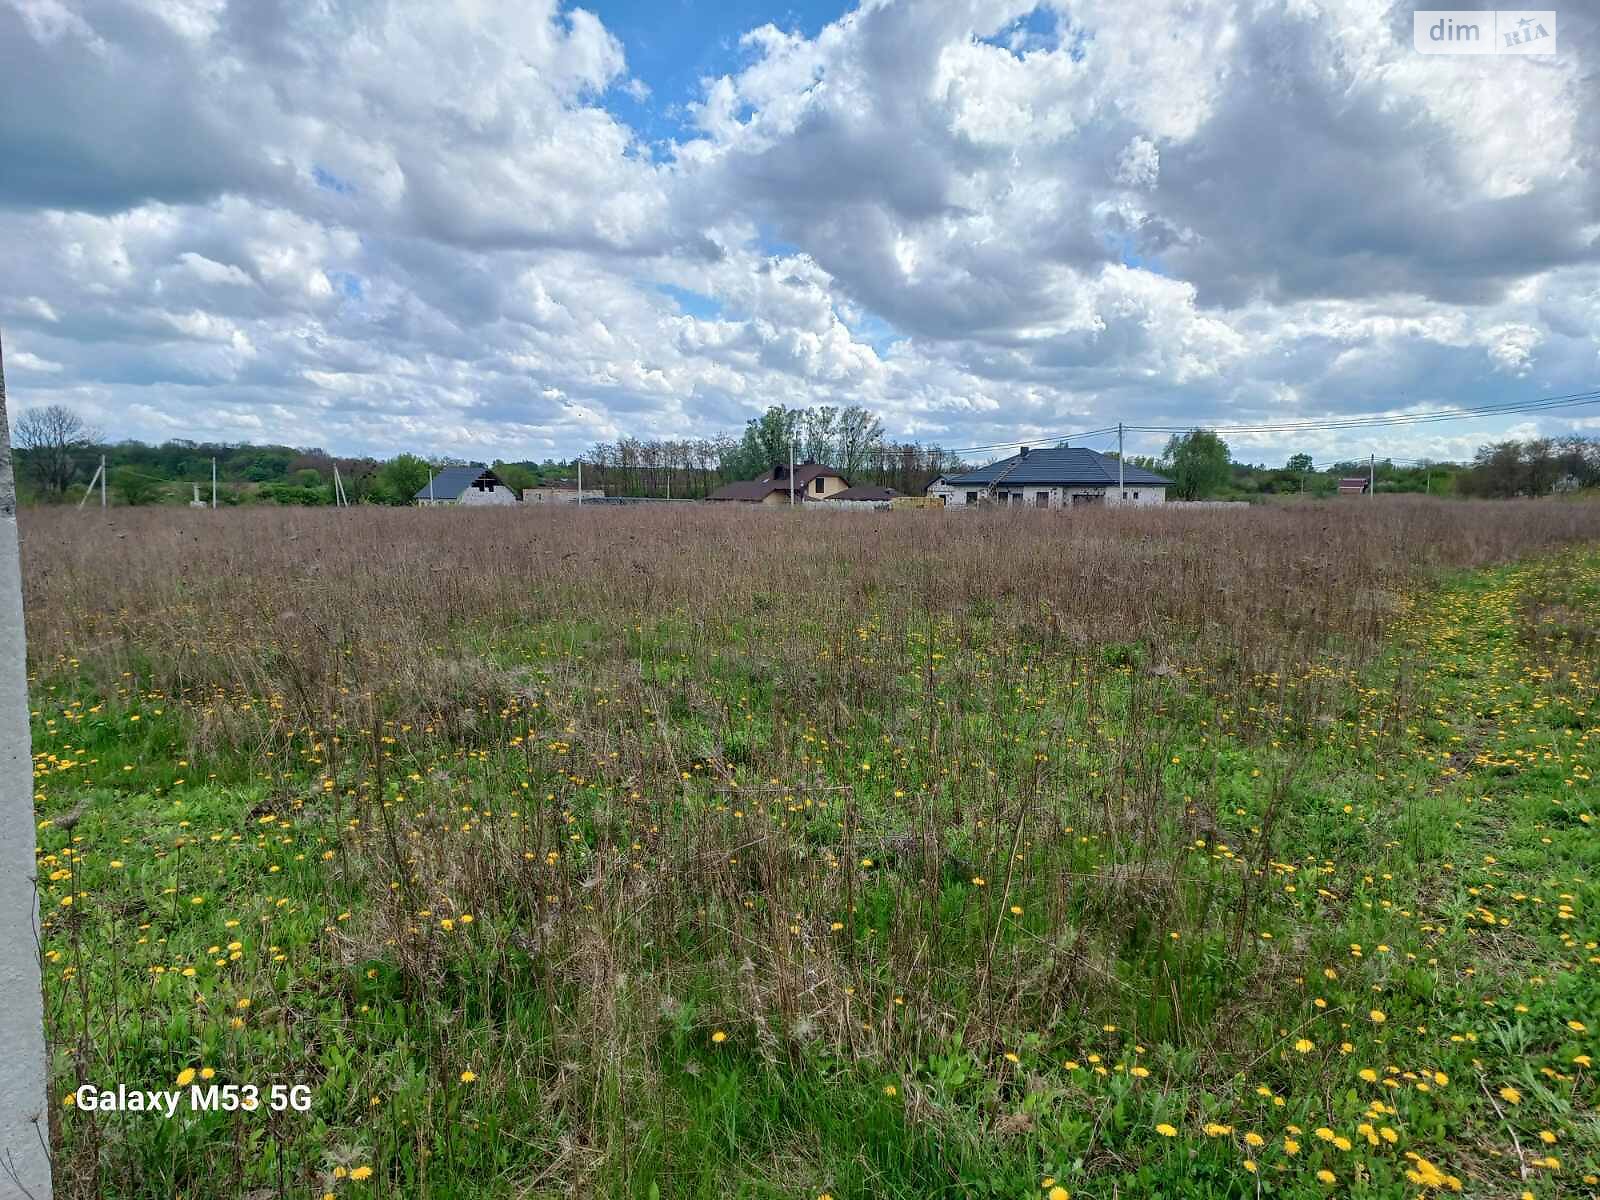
[9,400,1600,506]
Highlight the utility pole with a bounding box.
[0,327,55,1199]
[1117,421,1125,504]
[788,438,795,506]
[78,458,104,510]
[576,459,582,506]
[99,454,106,508]
[1369,452,1375,497]
[427,469,434,504]
[211,457,217,509]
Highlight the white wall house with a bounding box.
[930,446,1170,509]
[414,466,520,506]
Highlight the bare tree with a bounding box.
[13,403,99,498]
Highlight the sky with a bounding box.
[1,0,1597,468]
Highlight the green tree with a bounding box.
[837,404,885,480]
[110,467,164,506]
[256,482,329,506]
[1161,429,1232,501]
[374,453,431,505]
[1463,441,1525,498]
[1286,453,1313,473]
[802,406,839,464]
[492,461,537,495]
[752,406,802,469]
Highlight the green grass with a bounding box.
[33,552,1599,1198]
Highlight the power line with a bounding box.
[937,424,1120,456]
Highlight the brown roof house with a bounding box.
[828,485,896,502]
[708,461,851,505]
[1337,477,1371,495]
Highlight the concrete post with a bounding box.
[1117,422,1124,504]
[0,326,54,1198]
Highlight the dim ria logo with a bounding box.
[1414,10,1556,54]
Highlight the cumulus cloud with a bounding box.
[0,0,1596,465]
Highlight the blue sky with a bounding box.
[592,0,845,143]
[0,0,1596,466]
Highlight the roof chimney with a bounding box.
[1019,445,1030,458]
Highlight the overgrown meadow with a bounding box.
[19,499,1600,1199]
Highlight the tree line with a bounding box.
[9,401,1600,507]
[6,406,466,506]
[579,403,967,498]
[1455,436,1600,498]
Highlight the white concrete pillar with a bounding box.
[0,330,53,1199]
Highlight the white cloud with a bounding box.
[1114,136,1159,189]
[9,350,63,372]
[0,0,1595,466]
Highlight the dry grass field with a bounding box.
[20,499,1600,1199]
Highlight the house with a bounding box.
[1337,477,1370,495]
[828,485,896,502]
[522,485,606,504]
[932,446,1171,508]
[923,476,957,506]
[810,484,899,510]
[414,466,519,506]
[708,461,851,504]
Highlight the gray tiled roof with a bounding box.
[414,466,491,501]
[943,447,1171,488]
